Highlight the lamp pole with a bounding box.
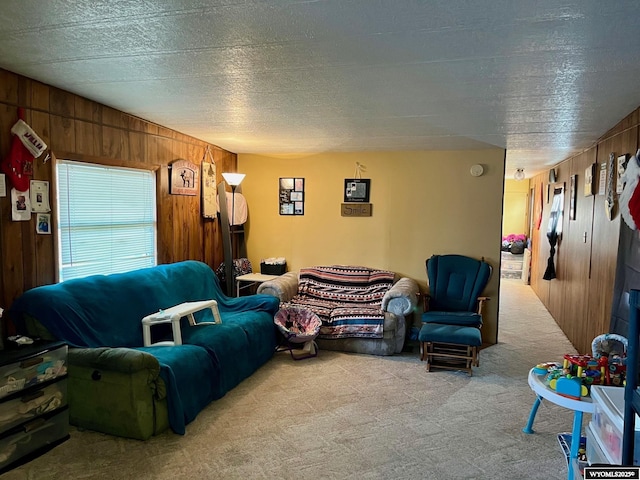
[230,184,237,228]
[221,172,246,263]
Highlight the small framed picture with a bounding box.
[279,177,305,215]
[569,174,577,220]
[617,154,629,194]
[584,164,595,196]
[36,213,51,234]
[344,178,370,203]
[170,160,199,196]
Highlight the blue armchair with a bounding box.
[419,254,492,376]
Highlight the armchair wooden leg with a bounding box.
[420,341,478,376]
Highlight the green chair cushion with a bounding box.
[418,323,482,347]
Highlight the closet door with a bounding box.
[561,149,595,353]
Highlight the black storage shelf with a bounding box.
[623,289,640,465]
[0,341,69,474]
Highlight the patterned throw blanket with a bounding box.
[281,266,395,339]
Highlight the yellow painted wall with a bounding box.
[502,179,530,237]
[238,149,506,344]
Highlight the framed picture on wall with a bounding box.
[617,154,629,194]
[279,177,304,215]
[344,178,370,203]
[170,160,199,196]
[584,163,595,196]
[569,174,577,220]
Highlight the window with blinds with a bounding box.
[56,160,157,282]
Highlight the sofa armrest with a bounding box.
[257,271,299,302]
[382,277,419,316]
[69,347,164,398]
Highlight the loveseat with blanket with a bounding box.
[7,261,279,440]
[257,265,419,355]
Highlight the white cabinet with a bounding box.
[589,385,640,465]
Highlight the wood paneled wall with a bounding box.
[530,108,639,353]
[0,68,235,309]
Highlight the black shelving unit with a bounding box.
[623,289,640,464]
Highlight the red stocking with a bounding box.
[1,134,33,192]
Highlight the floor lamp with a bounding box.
[221,173,246,227]
[221,173,246,287]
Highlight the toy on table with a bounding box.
[591,333,627,386]
[532,334,628,401]
[533,362,561,375]
[535,355,597,400]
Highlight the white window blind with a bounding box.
[56,160,157,282]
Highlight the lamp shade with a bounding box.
[222,172,246,186]
[514,168,525,181]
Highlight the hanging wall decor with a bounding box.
[617,154,629,194]
[29,180,50,213]
[598,162,607,195]
[584,163,595,196]
[201,147,217,218]
[343,178,370,203]
[342,162,372,216]
[569,175,578,220]
[606,153,616,220]
[36,213,51,234]
[279,177,304,215]
[569,174,577,221]
[169,159,199,196]
[543,185,564,281]
[11,187,30,221]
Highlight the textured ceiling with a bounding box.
[1,1,640,178]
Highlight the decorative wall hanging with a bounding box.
[343,178,370,203]
[11,187,30,221]
[598,162,607,195]
[279,177,304,215]
[606,153,616,220]
[620,150,640,230]
[36,213,51,234]
[584,164,595,196]
[169,159,198,196]
[569,175,577,221]
[29,180,50,213]
[342,162,372,216]
[0,174,7,197]
[543,185,564,280]
[201,147,217,218]
[1,108,47,192]
[617,154,629,194]
[341,203,372,217]
[535,182,543,229]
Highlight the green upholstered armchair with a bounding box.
[419,254,492,376]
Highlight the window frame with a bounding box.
[52,153,161,282]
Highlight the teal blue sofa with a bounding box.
[7,261,279,440]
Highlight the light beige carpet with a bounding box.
[4,279,581,480]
